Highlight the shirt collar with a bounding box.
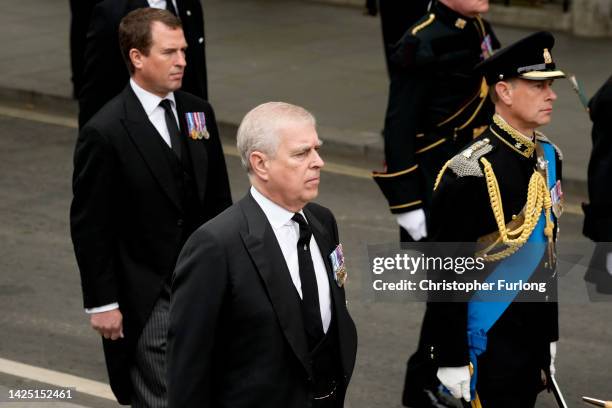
[129,78,176,117]
[147,0,165,8]
[250,186,304,230]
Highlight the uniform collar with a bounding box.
[489,113,536,158]
[434,1,479,30]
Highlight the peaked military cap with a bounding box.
[475,31,565,84]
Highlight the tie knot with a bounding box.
[159,99,173,112]
[292,213,311,246]
[292,212,307,226]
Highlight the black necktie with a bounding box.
[292,213,324,348]
[165,0,178,16]
[159,99,182,159]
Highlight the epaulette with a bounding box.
[535,131,563,160]
[389,13,438,68]
[433,138,493,190]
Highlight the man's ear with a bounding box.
[249,151,269,181]
[496,81,513,106]
[129,48,144,71]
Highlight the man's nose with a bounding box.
[176,51,186,67]
[312,149,324,168]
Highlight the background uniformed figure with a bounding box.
[70,9,231,405]
[428,31,565,407]
[373,0,499,245]
[77,0,208,128]
[583,75,612,295]
[369,1,500,406]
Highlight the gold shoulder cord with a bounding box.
[477,157,554,261]
[433,159,452,191]
[411,13,436,35]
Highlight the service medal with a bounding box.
[185,111,210,140]
[329,244,347,287]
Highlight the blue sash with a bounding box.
[466,142,557,400]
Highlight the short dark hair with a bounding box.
[118,8,182,74]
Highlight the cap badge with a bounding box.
[543,48,553,64]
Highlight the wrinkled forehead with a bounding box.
[276,121,320,146]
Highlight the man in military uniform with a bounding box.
[428,31,565,407]
[371,1,499,406]
[373,0,499,243]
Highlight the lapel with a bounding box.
[120,85,182,211]
[238,194,312,378]
[175,94,208,203]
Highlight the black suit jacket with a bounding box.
[70,85,231,404]
[78,0,208,127]
[167,193,358,408]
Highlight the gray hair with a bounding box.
[236,102,316,173]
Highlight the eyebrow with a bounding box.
[292,140,323,153]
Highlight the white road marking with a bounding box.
[0,357,114,401]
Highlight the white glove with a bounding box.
[550,341,557,376]
[606,252,612,276]
[437,366,471,402]
[396,209,427,241]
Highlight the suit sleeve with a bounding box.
[373,37,432,214]
[167,228,228,407]
[202,103,233,217]
[70,125,119,308]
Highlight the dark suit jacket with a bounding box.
[70,84,231,404]
[167,193,358,408]
[78,0,208,127]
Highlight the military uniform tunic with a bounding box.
[374,1,499,216]
[424,116,562,405]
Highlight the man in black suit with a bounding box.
[167,102,358,408]
[70,8,231,406]
[78,0,208,127]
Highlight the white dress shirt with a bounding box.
[130,79,180,148]
[84,79,180,315]
[250,186,332,333]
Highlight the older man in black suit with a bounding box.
[70,8,231,406]
[167,102,358,408]
[77,0,208,127]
